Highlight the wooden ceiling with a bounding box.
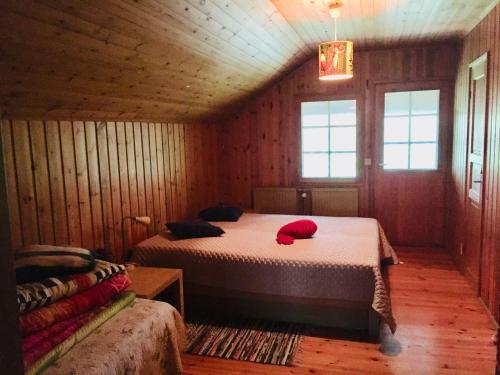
[0,0,497,122]
[273,0,498,49]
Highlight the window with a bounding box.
[301,100,357,178]
[383,90,440,170]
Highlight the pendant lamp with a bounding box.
[318,1,353,81]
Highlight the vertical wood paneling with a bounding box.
[116,123,130,250]
[162,123,174,222]
[45,121,69,246]
[73,121,93,250]
[192,125,204,211]
[219,43,456,245]
[13,120,39,245]
[450,4,499,322]
[154,123,167,231]
[178,124,188,217]
[173,124,184,219]
[184,124,195,217]
[1,121,22,249]
[199,126,210,207]
[1,120,220,261]
[125,122,139,246]
[133,122,147,242]
[60,121,82,247]
[167,124,180,220]
[85,122,104,249]
[96,121,114,252]
[148,123,161,233]
[29,120,54,245]
[106,122,123,254]
[141,122,154,237]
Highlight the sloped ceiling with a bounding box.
[0,0,497,122]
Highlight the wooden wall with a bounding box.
[219,42,457,244]
[1,120,219,262]
[449,4,500,322]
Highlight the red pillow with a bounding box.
[276,220,318,245]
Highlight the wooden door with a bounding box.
[463,53,488,293]
[372,82,451,246]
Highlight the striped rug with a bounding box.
[185,318,303,366]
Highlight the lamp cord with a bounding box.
[334,17,337,41]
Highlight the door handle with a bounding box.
[473,180,482,183]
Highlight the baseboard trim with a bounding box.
[478,296,499,329]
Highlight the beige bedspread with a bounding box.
[43,298,186,375]
[132,213,398,332]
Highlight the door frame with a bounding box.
[463,52,489,293]
[370,80,453,224]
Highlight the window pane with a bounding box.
[410,143,437,169]
[384,117,409,143]
[385,92,410,116]
[330,100,356,125]
[384,144,408,169]
[303,153,329,178]
[330,127,356,151]
[302,128,329,152]
[411,115,438,142]
[302,101,329,126]
[330,153,356,178]
[411,90,439,115]
[301,99,358,179]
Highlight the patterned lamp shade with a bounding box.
[318,40,353,81]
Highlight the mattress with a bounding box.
[132,213,398,332]
[41,298,186,375]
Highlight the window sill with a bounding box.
[298,178,361,187]
[380,168,440,173]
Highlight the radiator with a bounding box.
[253,187,298,214]
[310,188,359,217]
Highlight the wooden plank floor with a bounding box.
[182,247,498,374]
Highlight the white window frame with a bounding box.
[383,89,440,171]
[300,98,358,180]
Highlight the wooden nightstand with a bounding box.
[126,266,184,318]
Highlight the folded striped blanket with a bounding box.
[17,260,126,314]
[25,292,136,375]
[15,245,96,284]
[19,273,131,337]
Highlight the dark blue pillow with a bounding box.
[166,220,225,239]
[198,206,243,222]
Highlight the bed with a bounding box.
[37,298,186,375]
[131,213,398,335]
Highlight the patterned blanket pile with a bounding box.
[15,252,134,374]
[24,292,136,374]
[20,273,131,337]
[17,259,126,313]
[17,248,186,375]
